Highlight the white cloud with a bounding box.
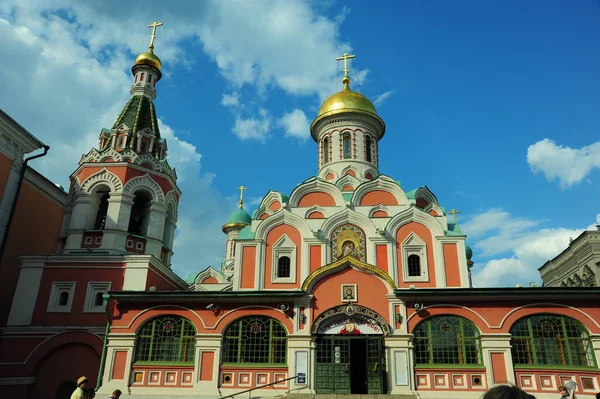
[278,109,310,140]
[221,92,240,107]
[527,138,600,188]
[373,90,395,107]
[464,209,599,287]
[232,109,271,141]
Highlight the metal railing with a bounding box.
[218,375,298,399]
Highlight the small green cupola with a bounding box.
[222,185,252,233]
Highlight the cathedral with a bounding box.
[0,23,599,399]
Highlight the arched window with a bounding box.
[510,314,595,367]
[135,315,196,364]
[128,191,152,236]
[94,192,110,230]
[323,137,330,163]
[408,254,421,277]
[277,256,291,278]
[343,132,352,159]
[414,316,481,365]
[365,135,372,162]
[223,316,287,364]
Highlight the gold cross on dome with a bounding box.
[237,185,247,208]
[448,208,461,224]
[147,21,163,50]
[335,53,356,79]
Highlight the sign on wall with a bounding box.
[316,314,383,335]
[295,351,308,385]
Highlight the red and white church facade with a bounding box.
[1,25,599,399]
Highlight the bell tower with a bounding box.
[58,22,179,267]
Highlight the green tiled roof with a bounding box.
[445,223,465,236]
[238,225,255,240]
[227,208,252,225]
[112,95,160,138]
[406,189,417,199]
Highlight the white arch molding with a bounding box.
[254,209,312,240]
[288,178,345,208]
[352,175,409,207]
[123,173,165,204]
[80,168,124,194]
[321,208,376,239]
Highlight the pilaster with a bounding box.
[385,334,414,393]
[104,193,134,230]
[287,336,314,394]
[480,333,515,386]
[69,196,98,230]
[192,334,222,395]
[97,334,135,395]
[0,162,21,244]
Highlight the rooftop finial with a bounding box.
[335,52,356,88]
[147,21,163,51]
[237,185,247,209]
[448,208,461,225]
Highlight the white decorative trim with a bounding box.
[257,190,285,212]
[288,177,345,208]
[369,204,390,218]
[386,207,446,238]
[335,174,360,191]
[254,210,311,240]
[321,208,375,240]
[80,168,123,194]
[304,205,327,219]
[412,186,439,206]
[123,173,165,203]
[352,175,409,207]
[272,235,297,284]
[341,164,359,177]
[319,167,338,181]
[164,189,178,220]
[47,282,76,313]
[83,282,111,313]
[401,233,429,282]
[0,377,36,385]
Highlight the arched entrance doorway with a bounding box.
[55,381,77,399]
[313,304,390,394]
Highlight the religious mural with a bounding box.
[331,224,366,262]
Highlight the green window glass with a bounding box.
[414,316,481,365]
[222,316,287,365]
[510,314,596,368]
[134,315,196,364]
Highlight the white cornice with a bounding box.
[0,109,45,155]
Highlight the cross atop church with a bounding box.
[448,208,461,225]
[147,21,163,50]
[237,185,247,208]
[335,53,356,80]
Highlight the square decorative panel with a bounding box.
[539,375,555,390]
[133,372,144,383]
[221,372,233,386]
[164,371,177,384]
[274,373,288,386]
[341,284,357,302]
[471,374,484,387]
[520,375,534,388]
[181,372,193,385]
[581,377,595,390]
[256,373,269,385]
[434,374,448,388]
[452,374,466,388]
[238,372,251,386]
[148,371,160,385]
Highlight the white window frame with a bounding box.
[83,282,111,313]
[402,233,429,282]
[47,282,76,313]
[271,235,297,284]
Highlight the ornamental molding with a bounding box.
[314,116,383,138]
[288,178,345,208]
[301,255,396,292]
[123,173,165,204]
[257,190,285,212]
[385,207,446,239]
[80,168,123,194]
[312,303,391,335]
[321,208,375,239]
[352,175,409,208]
[254,209,311,239]
[164,190,178,221]
[335,174,360,191]
[412,186,439,206]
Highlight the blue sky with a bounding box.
[0,0,599,287]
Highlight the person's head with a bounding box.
[77,376,89,389]
[482,385,536,399]
[559,386,568,396]
[112,389,122,398]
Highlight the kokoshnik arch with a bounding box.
[1,22,600,399]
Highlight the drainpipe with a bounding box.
[96,293,112,393]
[0,145,50,264]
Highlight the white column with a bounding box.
[97,334,135,396]
[287,336,314,393]
[104,193,134,230]
[590,334,600,366]
[145,203,167,258]
[385,335,414,394]
[6,257,45,326]
[0,160,22,244]
[191,334,222,395]
[69,196,97,230]
[480,334,515,387]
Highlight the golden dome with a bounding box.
[134,48,162,71]
[317,78,377,119]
